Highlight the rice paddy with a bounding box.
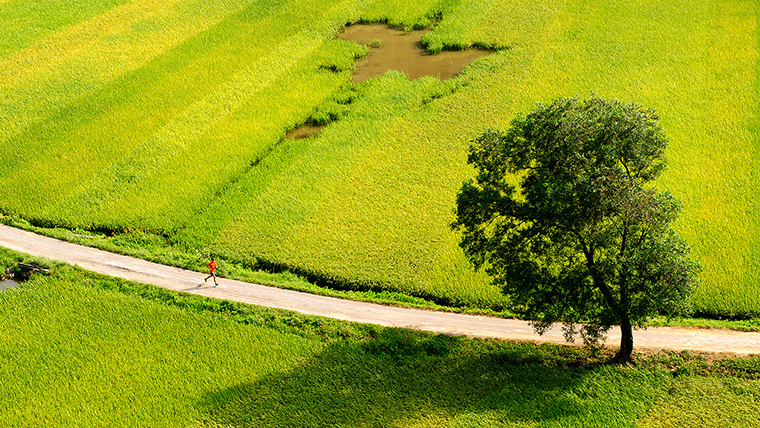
[1,0,758,319]
[2,249,760,426]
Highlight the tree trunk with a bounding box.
[616,317,634,362]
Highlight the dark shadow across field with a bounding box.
[197,331,663,427]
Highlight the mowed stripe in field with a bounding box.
[0,0,293,214]
[0,0,357,229]
[0,0,255,145]
[47,32,328,213]
[0,0,131,58]
[44,0,361,231]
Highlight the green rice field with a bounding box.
[2,248,760,427]
[1,0,758,319]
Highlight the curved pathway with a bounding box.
[1,224,758,355]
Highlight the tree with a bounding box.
[452,96,700,362]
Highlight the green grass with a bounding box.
[0,0,758,320]
[9,213,760,332]
[0,0,358,233]
[0,0,131,58]
[0,256,324,426]
[2,248,760,427]
[179,71,505,308]
[636,377,760,428]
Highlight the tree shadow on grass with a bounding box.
[195,330,661,427]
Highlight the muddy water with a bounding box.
[0,278,20,291]
[285,123,323,140]
[339,24,490,83]
[286,25,488,139]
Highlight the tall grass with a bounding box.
[2,248,760,427]
[0,0,130,58]
[638,376,760,427]
[1,0,758,318]
[0,0,360,232]
[0,260,322,426]
[360,0,453,30]
[421,0,502,52]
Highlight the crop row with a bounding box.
[0,0,758,318]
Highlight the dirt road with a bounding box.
[1,224,758,355]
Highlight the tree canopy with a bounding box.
[452,96,701,361]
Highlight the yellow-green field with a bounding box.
[3,248,760,427]
[1,0,758,318]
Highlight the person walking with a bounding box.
[205,257,219,286]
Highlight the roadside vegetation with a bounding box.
[6,215,760,334]
[1,0,758,323]
[2,248,760,427]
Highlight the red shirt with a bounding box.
[207,260,216,273]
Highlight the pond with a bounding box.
[286,24,490,140]
[0,278,20,291]
[338,24,490,83]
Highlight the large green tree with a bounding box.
[452,96,700,361]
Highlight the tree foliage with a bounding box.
[452,96,701,361]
